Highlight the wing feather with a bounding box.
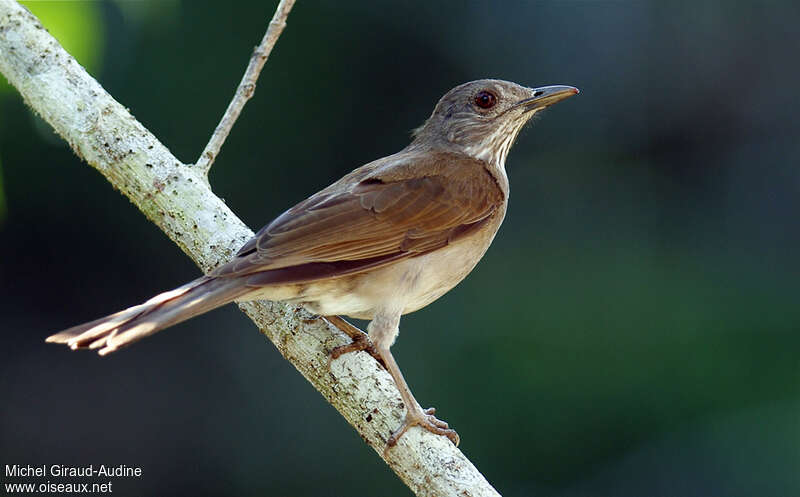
[212,151,504,283]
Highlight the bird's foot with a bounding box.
[326,316,385,368]
[329,333,385,369]
[385,406,459,452]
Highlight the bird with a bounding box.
[47,79,578,448]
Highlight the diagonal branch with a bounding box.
[195,0,296,176]
[0,1,501,496]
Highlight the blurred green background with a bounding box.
[1,1,798,496]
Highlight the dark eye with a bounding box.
[474,90,497,109]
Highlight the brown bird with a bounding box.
[47,79,578,447]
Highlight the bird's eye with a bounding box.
[474,90,497,109]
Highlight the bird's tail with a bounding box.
[46,276,248,355]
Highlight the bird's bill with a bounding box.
[517,85,579,111]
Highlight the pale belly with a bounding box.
[298,240,486,318]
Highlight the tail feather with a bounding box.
[46,277,247,355]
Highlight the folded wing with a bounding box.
[213,152,504,284]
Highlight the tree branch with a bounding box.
[0,2,501,496]
[195,0,295,176]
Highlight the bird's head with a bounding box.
[412,79,578,166]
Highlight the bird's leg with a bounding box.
[378,344,460,449]
[367,312,460,450]
[325,315,385,368]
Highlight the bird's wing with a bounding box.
[212,151,505,285]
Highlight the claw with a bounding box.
[385,405,459,454]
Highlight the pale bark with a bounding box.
[0,1,501,496]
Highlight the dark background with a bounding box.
[1,1,798,496]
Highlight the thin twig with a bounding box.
[196,0,296,176]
